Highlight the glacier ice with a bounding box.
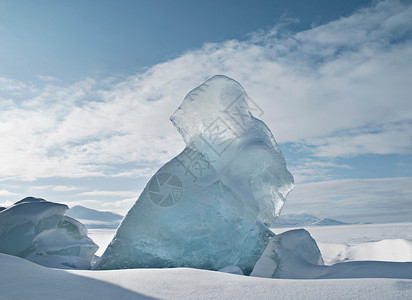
[0,197,98,269]
[98,75,294,274]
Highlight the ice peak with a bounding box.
[170,75,253,146]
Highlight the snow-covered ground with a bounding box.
[1,222,411,299]
[1,253,412,300]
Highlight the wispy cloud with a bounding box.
[307,122,412,157]
[78,190,137,197]
[284,177,412,223]
[0,200,14,208]
[102,197,137,214]
[32,185,83,192]
[36,75,61,82]
[0,0,411,182]
[0,189,17,197]
[289,159,352,183]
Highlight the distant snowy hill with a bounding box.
[271,214,348,228]
[67,206,123,229]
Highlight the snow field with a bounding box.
[1,253,411,300]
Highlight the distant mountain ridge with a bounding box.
[67,205,123,222]
[271,213,348,227]
[67,205,123,229]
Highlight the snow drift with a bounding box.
[1,253,411,300]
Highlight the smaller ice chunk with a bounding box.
[251,229,324,278]
[0,197,98,269]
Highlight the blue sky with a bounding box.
[1,0,372,82]
[0,0,411,223]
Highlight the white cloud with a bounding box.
[290,160,352,184]
[78,190,137,197]
[0,0,411,181]
[0,200,14,207]
[36,75,61,82]
[0,76,28,93]
[32,185,83,192]
[102,198,137,215]
[283,177,412,223]
[308,122,412,157]
[0,189,17,197]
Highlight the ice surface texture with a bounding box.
[0,197,98,269]
[98,75,294,274]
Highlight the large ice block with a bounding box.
[0,197,98,269]
[98,75,294,274]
